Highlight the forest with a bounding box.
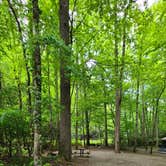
[0,0,166,165]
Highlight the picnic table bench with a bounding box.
[72,148,90,157]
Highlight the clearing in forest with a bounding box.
[73,149,166,166]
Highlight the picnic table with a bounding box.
[79,148,85,156]
[159,137,166,153]
[72,148,90,157]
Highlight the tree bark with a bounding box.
[133,73,140,152]
[84,88,90,146]
[59,0,71,161]
[133,53,142,152]
[32,0,41,165]
[114,0,120,153]
[150,83,165,154]
[141,85,148,150]
[54,67,60,149]
[75,42,79,150]
[0,71,2,107]
[104,102,108,146]
[114,0,128,153]
[85,109,90,146]
[47,53,54,148]
[75,84,79,149]
[17,78,23,111]
[82,110,86,147]
[102,76,108,146]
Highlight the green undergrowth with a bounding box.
[71,138,113,146]
[0,155,60,166]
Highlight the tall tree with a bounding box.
[150,80,166,154]
[75,83,79,149]
[133,51,142,152]
[114,0,128,153]
[114,0,120,153]
[59,0,71,161]
[32,0,41,165]
[102,76,108,146]
[141,84,148,150]
[0,71,2,107]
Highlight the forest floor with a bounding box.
[72,148,166,166]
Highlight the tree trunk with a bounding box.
[32,0,41,165]
[47,54,53,148]
[75,44,79,150]
[102,76,108,147]
[133,53,142,152]
[9,139,12,157]
[55,67,60,149]
[150,84,165,154]
[84,88,90,146]
[114,0,128,153]
[155,113,159,148]
[141,85,148,150]
[0,71,2,107]
[17,79,23,111]
[133,75,140,152]
[59,0,71,161]
[150,101,158,154]
[14,70,23,111]
[75,84,79,149]
[14,72,23,111]
[0,72,1,90]
[110,104,115,126]
[144,105,149,151]
[114,0,120,153]
[104,102,108,146]
[82,110,86,147]
[98,125,102,144]
[124,111,130,146]
[114,92,121,153]
[85,109,90,146]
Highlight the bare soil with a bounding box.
[72,149,166,166]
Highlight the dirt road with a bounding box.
[73,149,166,166]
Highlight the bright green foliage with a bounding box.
[0,109,31,157]
[0,0,166,164]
